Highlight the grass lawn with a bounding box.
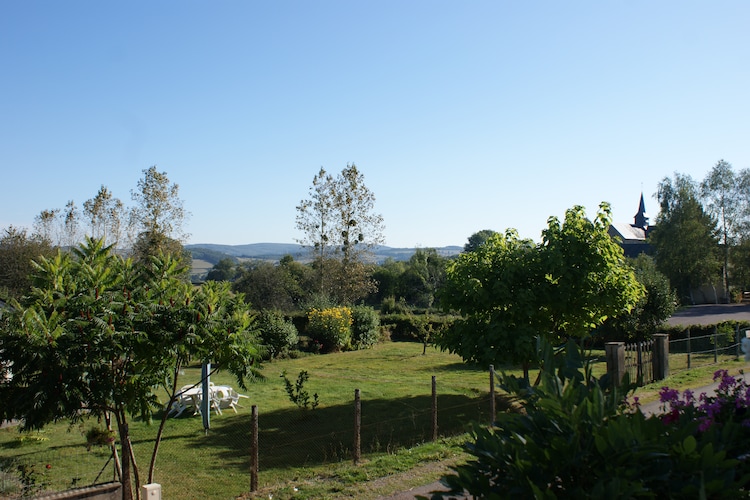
[0,342,502,499]
[0,341,745,499]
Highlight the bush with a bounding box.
[306,306,352,352]
[350,305,380,350]
[432,338,750,499]
[380,296,410,314]
[380,313,456,342]
[258,310,299,359]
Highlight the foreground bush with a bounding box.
[430,339,750,499]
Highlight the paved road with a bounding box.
[666,303,750,326]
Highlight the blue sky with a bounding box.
[2,1,748,248]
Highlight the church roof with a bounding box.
[609,222,647,242]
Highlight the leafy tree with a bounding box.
[599,254,677,340]
[0,226,54,300]
[0,238,262,499]
[233,259,313,312]
[540,204,644,340]
[129,166,191,268]
[700,160,747,300]
[32,201,81,249]
[33,208,60,245]
[463,229,499,253]
[295,164,385,303]
[438,229,542,379]
[205,257,239,282]
[83,185,125,247]
[652,173,720,303]
[397,248,449,308]
[368,258,407,305]
[438,204,643,381]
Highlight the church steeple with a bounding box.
[634,192,649,230]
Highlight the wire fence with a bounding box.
[622,326,745,388]
[668,326,742,373]
[0,372,496,499]
[0,445,116,499]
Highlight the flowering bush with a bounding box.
[658,369,750,431]
[306,306,352,352]
[434,340,750,499]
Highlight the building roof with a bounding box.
[609,222,647,242]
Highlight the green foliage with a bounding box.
[599,254,677,340]
[397,248,448,308]
[652,172,721,302]
[205,257,239,282]
[296,165,385,304]
[350,305,380,350]
[306,306,353,352]
[258,310,299,359]
[0,226,54,300]
[434,338,750,499]
[380,295,410,314]
[0,237,263,496]
[379,313,455,342]
[463,229,499,253]
[281,370,319,410]
[438,204,643,378]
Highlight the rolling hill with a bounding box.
[186,243,462,267]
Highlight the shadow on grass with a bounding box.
[175,392,513,474]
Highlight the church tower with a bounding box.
[633,192,649,231]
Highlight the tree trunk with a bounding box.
[116,414,134,500]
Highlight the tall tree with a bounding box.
[0,238,262,499]
[652,173,720,303]
[700,160,746,301]
[83,185,125,247]
[463,229,499,253]
[438,204,643,381]
[129,166,191,268]
[0,226,54,300]
[397,248,449,308]
[295,164,385,303]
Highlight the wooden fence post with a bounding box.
[605,342,625,386]
[687,328,692,369]
[653,334,669,381]
[714,326,718,363]
[489,365,496,426]
[353,389,361,465]
[250,405,258,492]
[431,376,438,441]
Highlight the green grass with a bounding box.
[0,342,503,499]
[1,341,745,499]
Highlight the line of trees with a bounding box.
[651,159,750,304]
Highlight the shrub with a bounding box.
[432,338,750,499]
[350,305,380,350]
[258,310,299,359]
[380,295,410,314]
[306,306,352,352]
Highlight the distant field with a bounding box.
[190,258,213,279]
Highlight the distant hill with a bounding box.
[185,243,462,266]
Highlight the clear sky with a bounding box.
[2,1,748,248]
